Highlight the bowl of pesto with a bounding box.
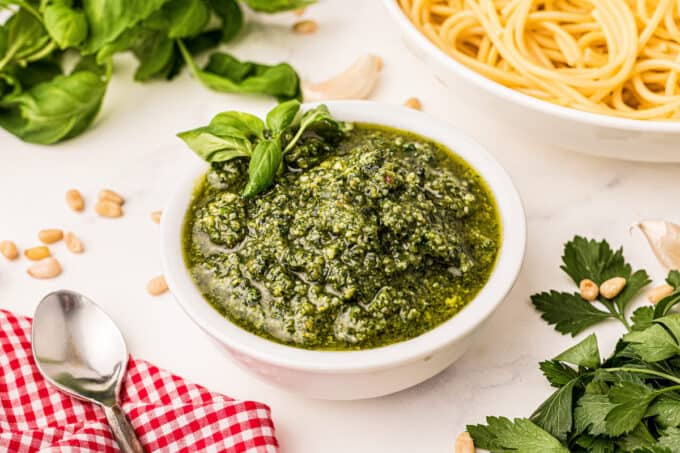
[161,100,526,400]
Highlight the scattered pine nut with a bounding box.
[27,257,62,279]
[0,241,19,260]
[66,189,84,212]
[455,432,475,453]
[64,232,85,254]
[293,19,317,34]
[99,189,125,205]
[404,97,422,110]
[151,210,162,224]
[24,246,50,261]
[38,229,63,244]
[579,279,599,302]
[648,284,674,304]
[95,200,123,218]
[293,7,305,16]
[600,277,627,299]
[147,275,168,296]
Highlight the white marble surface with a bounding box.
[1,1,678,452]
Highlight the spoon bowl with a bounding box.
[32,290,145,453]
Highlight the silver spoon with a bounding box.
[31,290,145,453]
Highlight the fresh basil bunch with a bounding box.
[178,100,338,197]
[0,0,312,144]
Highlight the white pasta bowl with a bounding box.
[383,0,680,162]
[161,101,526,400]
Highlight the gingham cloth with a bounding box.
[0,309,279,453]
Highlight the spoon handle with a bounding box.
[104,404,146,453]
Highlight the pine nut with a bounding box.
[404,97,422,110]
[27,257,62,279]
[579,279,599,301]
[0,241,19,260]
[38,229,63,244]
[600,277,627,299]
[25,246,50,261]
[99,189,124,205]
[64,232,84,254]
[648,284,674,304]
[66,189,84,212]
[147,275,168,296]
[293,7,305,16]
[95,200,123,218]
[151,210,162,224]
[293,19,318,34]
[455,432,475,453]
[375,56,384,71]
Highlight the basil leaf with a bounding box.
[96,27,175,81]
[178,42,301,101]
[0,70,107,144]
[146,0,210,38]
[0,24,7,60]
[241,0,315,13]
[130,30,175,81]
[266,99,300,134]
[44,3,88,49]
[209,0,243,42]
[282,104,337,153]
[210,111,264,140]
[0,8,51,70]
[164,30,222,80]
[242,139,282,198]
[177,126,252,162]
[82,0,170,53]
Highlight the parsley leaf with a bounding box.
[617,423,658,452]
[658,427,680,452]
[467,417,569,453]
[613,269,651,316]
[654,271,680,318]
[647,395,680,428]
[531,378,578,441]
[574,394,613,436]
[605,382,656,436]
[561,236,629,285]
[632,306,655,331]
[623,315,680,362]
[540,360,579,388]
[554,333,601,369]
[667,270,680,289]
[532,291,612,336]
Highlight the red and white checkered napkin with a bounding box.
[0,309,279,453]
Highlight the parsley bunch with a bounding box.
[0,0,311,144]
[469,236,680,452]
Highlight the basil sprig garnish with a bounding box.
[177,101,339,198]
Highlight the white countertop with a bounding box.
[1,1,677,452]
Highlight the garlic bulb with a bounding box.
[302,55,382,101]
[633,220,680,270]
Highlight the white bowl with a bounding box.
[383,0,680,162]
[161,101,526,400]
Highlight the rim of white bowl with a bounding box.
[161,101,526,373]
[382,0,680,133]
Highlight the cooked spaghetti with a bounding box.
[398,0,680,120]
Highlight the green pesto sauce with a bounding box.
[182,123,501,350]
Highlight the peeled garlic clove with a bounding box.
[302,55,382,101]
[634,220,680,270]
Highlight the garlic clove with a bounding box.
[633,220,680,270]
[302,54,382,102]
